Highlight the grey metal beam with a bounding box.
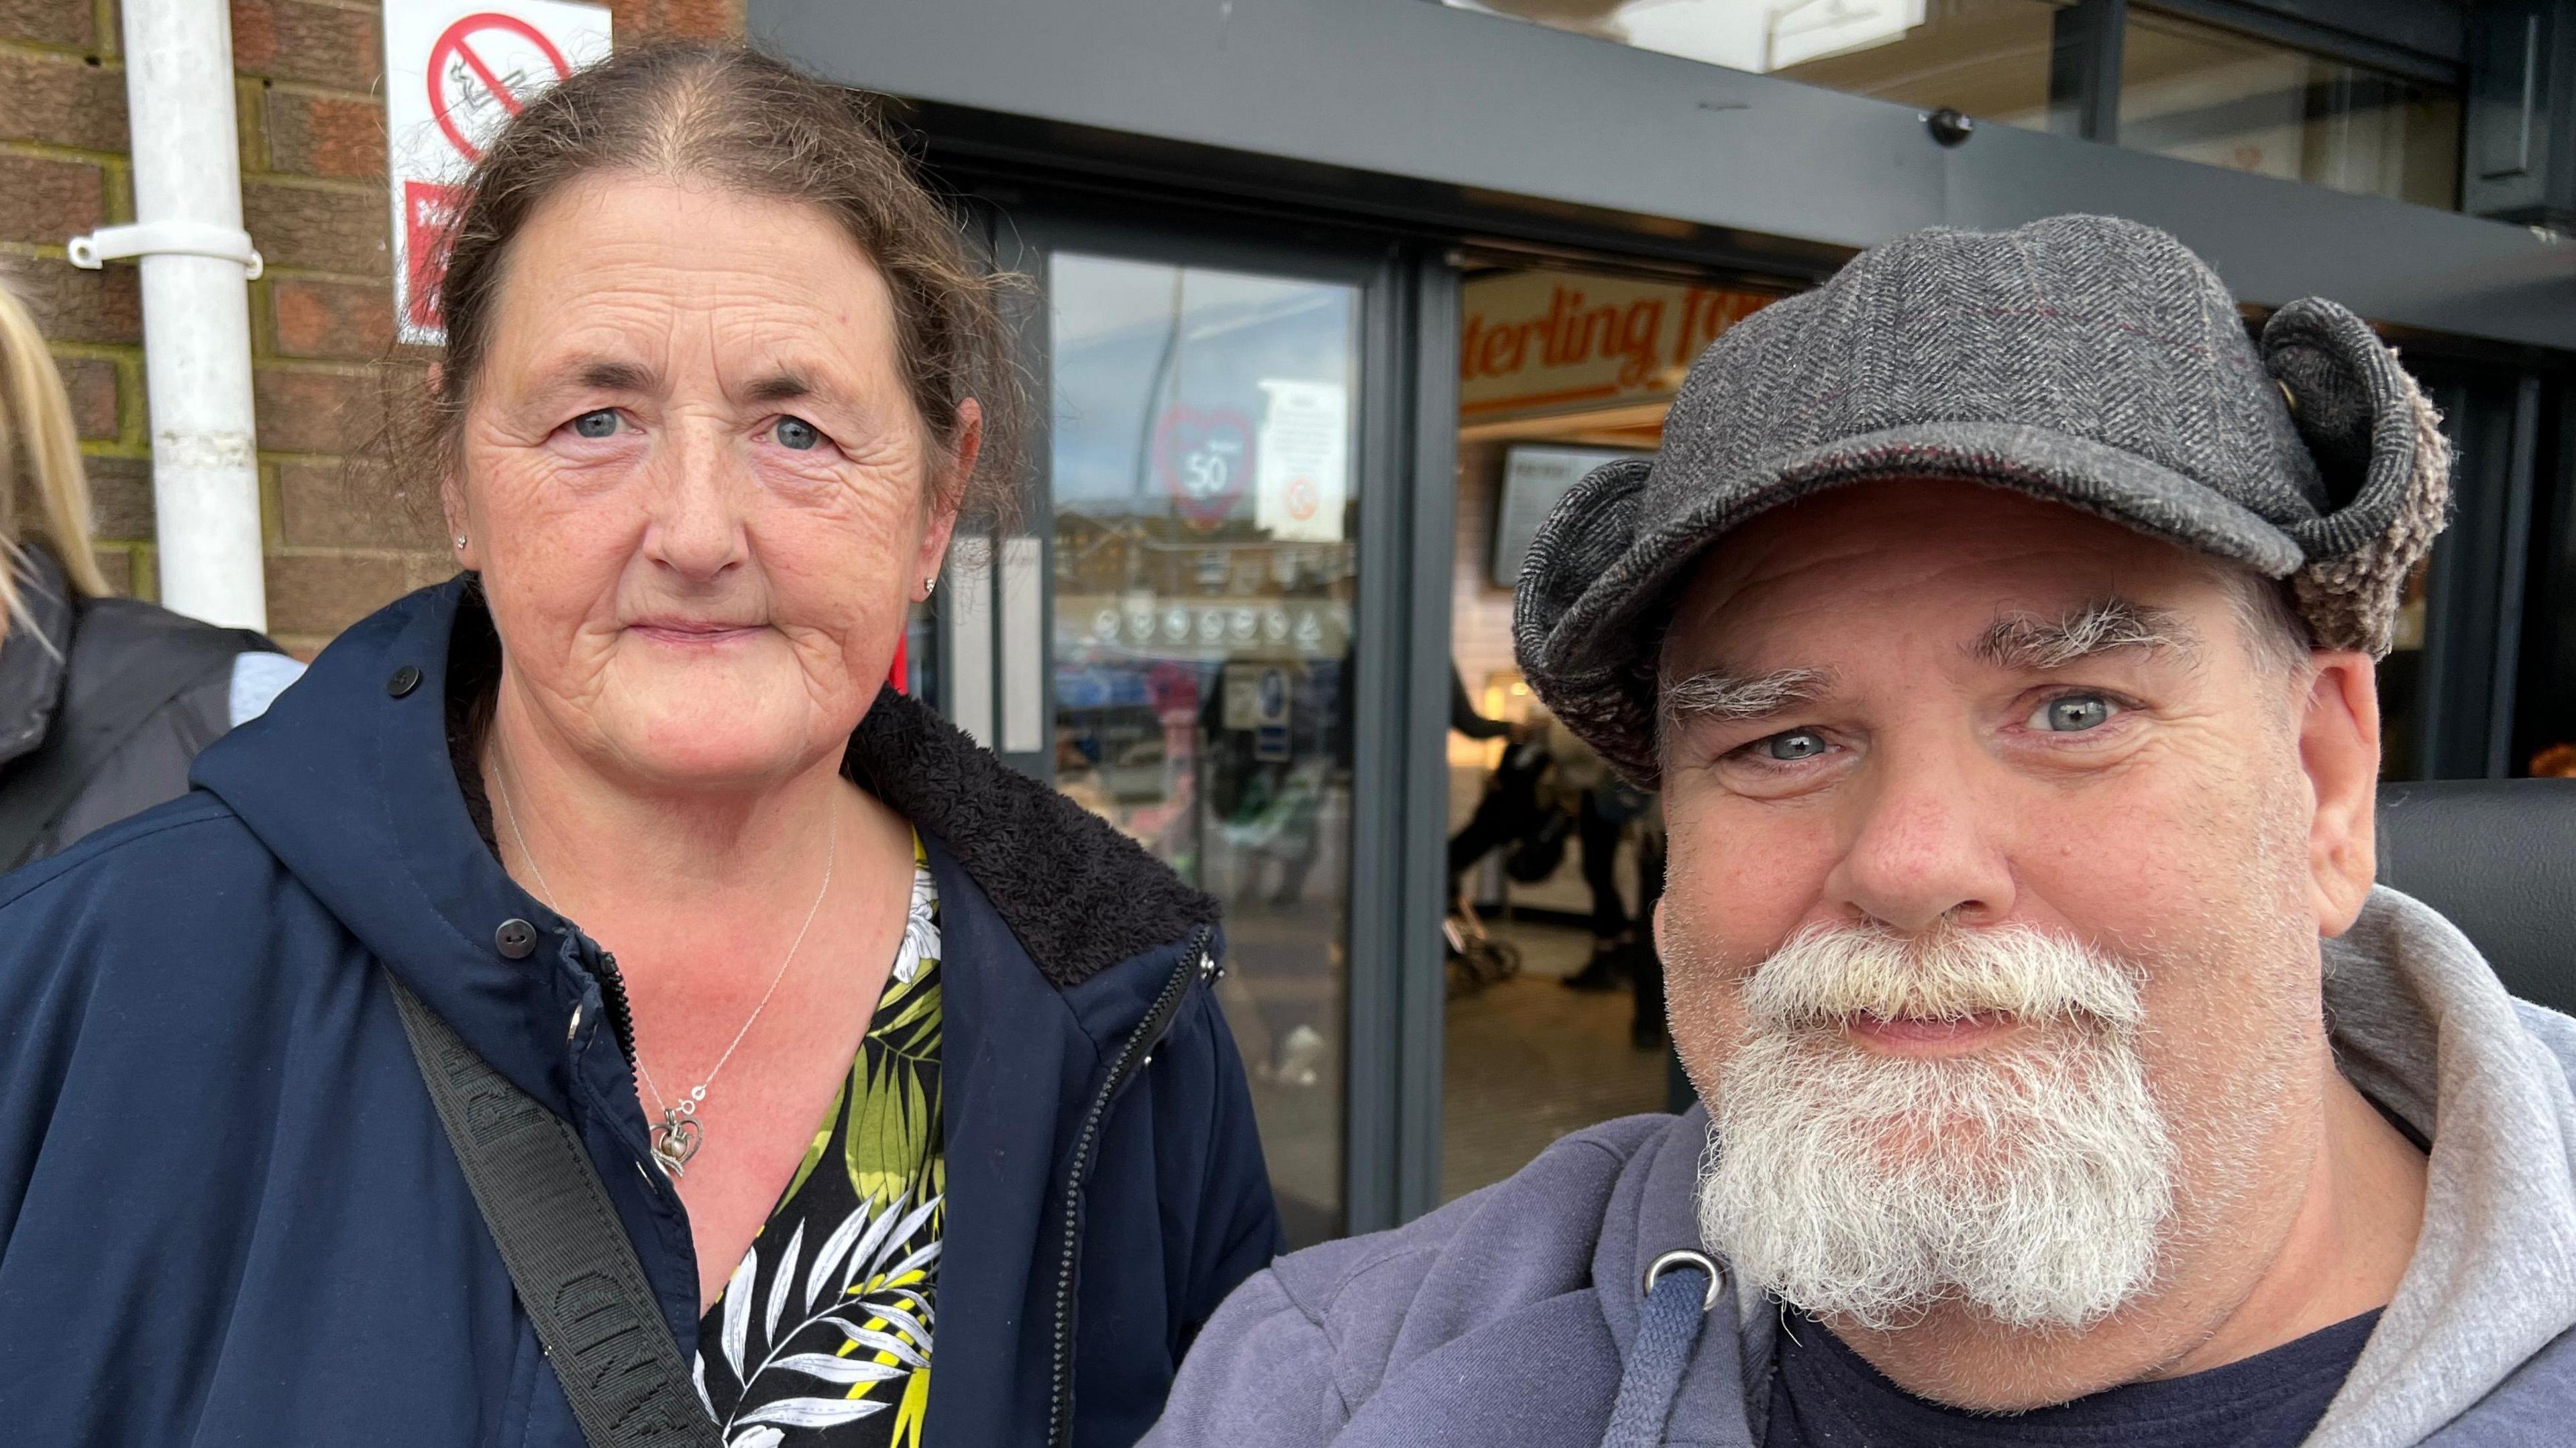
[1344,245,1415,1234]
[1393,253,1458,1225]
[2049,0,2127,144]
[753,0,2576,351]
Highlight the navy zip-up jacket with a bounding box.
[0,578,1283,1447]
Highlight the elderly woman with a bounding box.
[0,45,1279,1448]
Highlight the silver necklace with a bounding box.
[491,760,837,1180]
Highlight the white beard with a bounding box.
[1695,923,2177,1331]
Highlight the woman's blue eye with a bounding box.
[2031,693,2116,732]
[1762,729,1827,762]
[571,410,620,439]
[773,416,822,451]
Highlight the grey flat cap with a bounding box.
[1513,214,2452,786]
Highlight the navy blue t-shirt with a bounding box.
[1764,1308,2381,1447]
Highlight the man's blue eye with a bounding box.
[774,417,822,451]
[572,410,620,439]
[1763,729,1827,761]
[2033,694,2116,732]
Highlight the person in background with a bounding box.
[0,46,1276,1448]
[1450,664,1510,742]
[0,280,300,870]
[1551,718,1645,994]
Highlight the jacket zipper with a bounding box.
[590,948,639,1067]
[1046,924,1219,1448]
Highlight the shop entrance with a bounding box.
[1435,258,1792,1202]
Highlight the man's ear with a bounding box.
[2300,650,2379,936]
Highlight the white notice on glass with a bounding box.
[1491,445,1644,589]
[1255,380,1350,544]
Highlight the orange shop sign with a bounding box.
[1460,270,1778,420]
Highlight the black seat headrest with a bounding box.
[2374,779,2576,1017]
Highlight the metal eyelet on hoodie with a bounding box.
[1643,1249,1721,1311]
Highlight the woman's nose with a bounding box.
[641,433,748,583]
[1825,744,2017,934]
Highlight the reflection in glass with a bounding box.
[2121,9,2460,209]
[1048,252,1360,1247]
[1444,1,2465,209]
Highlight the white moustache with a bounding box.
[1743,921,2149,1034]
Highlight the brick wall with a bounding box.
[1,0,745,655]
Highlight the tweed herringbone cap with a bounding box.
[1514,214,2451,786]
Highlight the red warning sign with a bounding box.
[427,13,573,164]
[400,180,468,334]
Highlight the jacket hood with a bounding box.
[2304,888,2576,1445]
[187,576,1222,1115]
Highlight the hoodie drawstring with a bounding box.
[1602,1249,1720,1448]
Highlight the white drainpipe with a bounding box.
[66,0,267,630]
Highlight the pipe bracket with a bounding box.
[67,221,264,280]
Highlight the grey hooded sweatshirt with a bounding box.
[1146,888,2576,1447]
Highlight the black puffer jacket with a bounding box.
[0,543,292,867]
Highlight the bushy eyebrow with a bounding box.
[1660,665,1833,725]
[1970,598,2199,671]
[743,370,815,405]
[569,357,655,394]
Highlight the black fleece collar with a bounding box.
[843,686,1220,989]
[0,543,74,768]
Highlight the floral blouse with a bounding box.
[694,834,945,1448]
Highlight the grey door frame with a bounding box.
[954,192,1456,1235]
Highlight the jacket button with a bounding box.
[386,664,423,698]
[494,918,538,959]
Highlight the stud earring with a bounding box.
[453,535,468,551]
[924,575,938,598]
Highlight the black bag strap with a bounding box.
[384,972,721,1448]
[0,618,258,869]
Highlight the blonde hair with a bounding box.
[0,277,112,638]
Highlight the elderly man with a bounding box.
[1145,216,2576,1447]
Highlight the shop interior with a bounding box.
[1438,260,1784,1203]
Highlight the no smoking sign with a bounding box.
[383,1,611,343]
[427,14,574,162]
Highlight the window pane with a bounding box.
[1444,0,2070,131]
[2120,9,2461,209]
[1047,252,1361,1247]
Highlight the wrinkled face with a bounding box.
[1658,479,2332,1330]
[451,173,965,791]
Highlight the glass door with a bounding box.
[1049,249,1359,1247]
[943,207,1416,1248]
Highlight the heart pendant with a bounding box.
[652,1111,703,1177]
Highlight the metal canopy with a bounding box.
[752,0,2576,352]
